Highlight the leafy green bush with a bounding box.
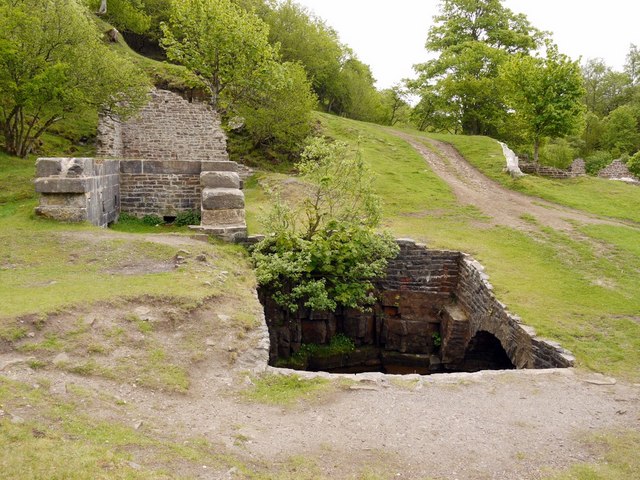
[174,209,200,226]
[141,214,163,226]
[627,151,640,177]
[539,138,576,169]
[252,138,399,313]
[584,150,613,175]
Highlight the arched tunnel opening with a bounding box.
[258,241,573,375]
[456,331,515,372]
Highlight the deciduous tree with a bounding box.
[0,0,148,157]
[500,44,585,165]
[413,0,543,135]
[161,0,275,110]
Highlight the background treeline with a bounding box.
[4,0,639,176]
[408,0,640,176]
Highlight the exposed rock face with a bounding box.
[262,239,574,373]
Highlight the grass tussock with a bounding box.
[243,374,330,406]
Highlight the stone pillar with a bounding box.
[34,157,120,227]
[190,161,248,242]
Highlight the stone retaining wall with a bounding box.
[263,239,574,372]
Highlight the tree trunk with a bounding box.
[533,139,540,173]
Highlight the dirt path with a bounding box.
[2,297,639,479]
[393,132,633,233]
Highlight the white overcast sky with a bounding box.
[294,0,640,89]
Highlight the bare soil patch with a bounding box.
[1,296,638,479]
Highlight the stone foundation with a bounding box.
[34,158,120,227]
[262,239,574,374]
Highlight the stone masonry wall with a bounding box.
[455,256,574,369]
[263,239,574,372]
[97,89,228,163]
[598,159,638,180]
[519,163,575,179]
[35,158,120,227]
[34,88,247,238]
[118,160,202,217]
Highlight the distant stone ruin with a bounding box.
[500,145,639,185]
[262,239,574,374]
[598,159,640,184]
[34,89,247,241]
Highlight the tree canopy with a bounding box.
[0,0,148,157]
[161,0,275,110]
[500,44,585,164]
[412,0,544,136]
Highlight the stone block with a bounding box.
[201,208,245,226]
[35,158,62,177]
[201,171,240,189]
[301,319,327,344]
[35,206,86,222]
[143,160,202,175]
[35,177,88,193]
[38,193,86,208]
[201,160,238,173]
[119,160,143,174]
[201,188,244,210]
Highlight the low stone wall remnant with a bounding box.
[34,157,120,227]
[598,159,639,184]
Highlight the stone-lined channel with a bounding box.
[260,239,574,375]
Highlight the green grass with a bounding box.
[243,374,330,406]
[0,151,36,205]
[419,131,640,224]
[545,431,640,479]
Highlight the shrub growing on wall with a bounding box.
[251,138,399,313]
[627,151,640,177]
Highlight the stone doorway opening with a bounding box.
[259,239,574,376]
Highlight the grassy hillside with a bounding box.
[246,113,640,381]
[419,131,640,223]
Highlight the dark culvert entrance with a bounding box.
[259,240,574,375]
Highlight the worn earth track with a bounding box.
[393,132,634,233]
[2,295,639,479]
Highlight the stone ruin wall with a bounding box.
[35,158,120,227]
[515,155,639,184]
[264,239,574,372]
[598,159,639,182]
[35,89,247,239]
[96,89,229,217]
